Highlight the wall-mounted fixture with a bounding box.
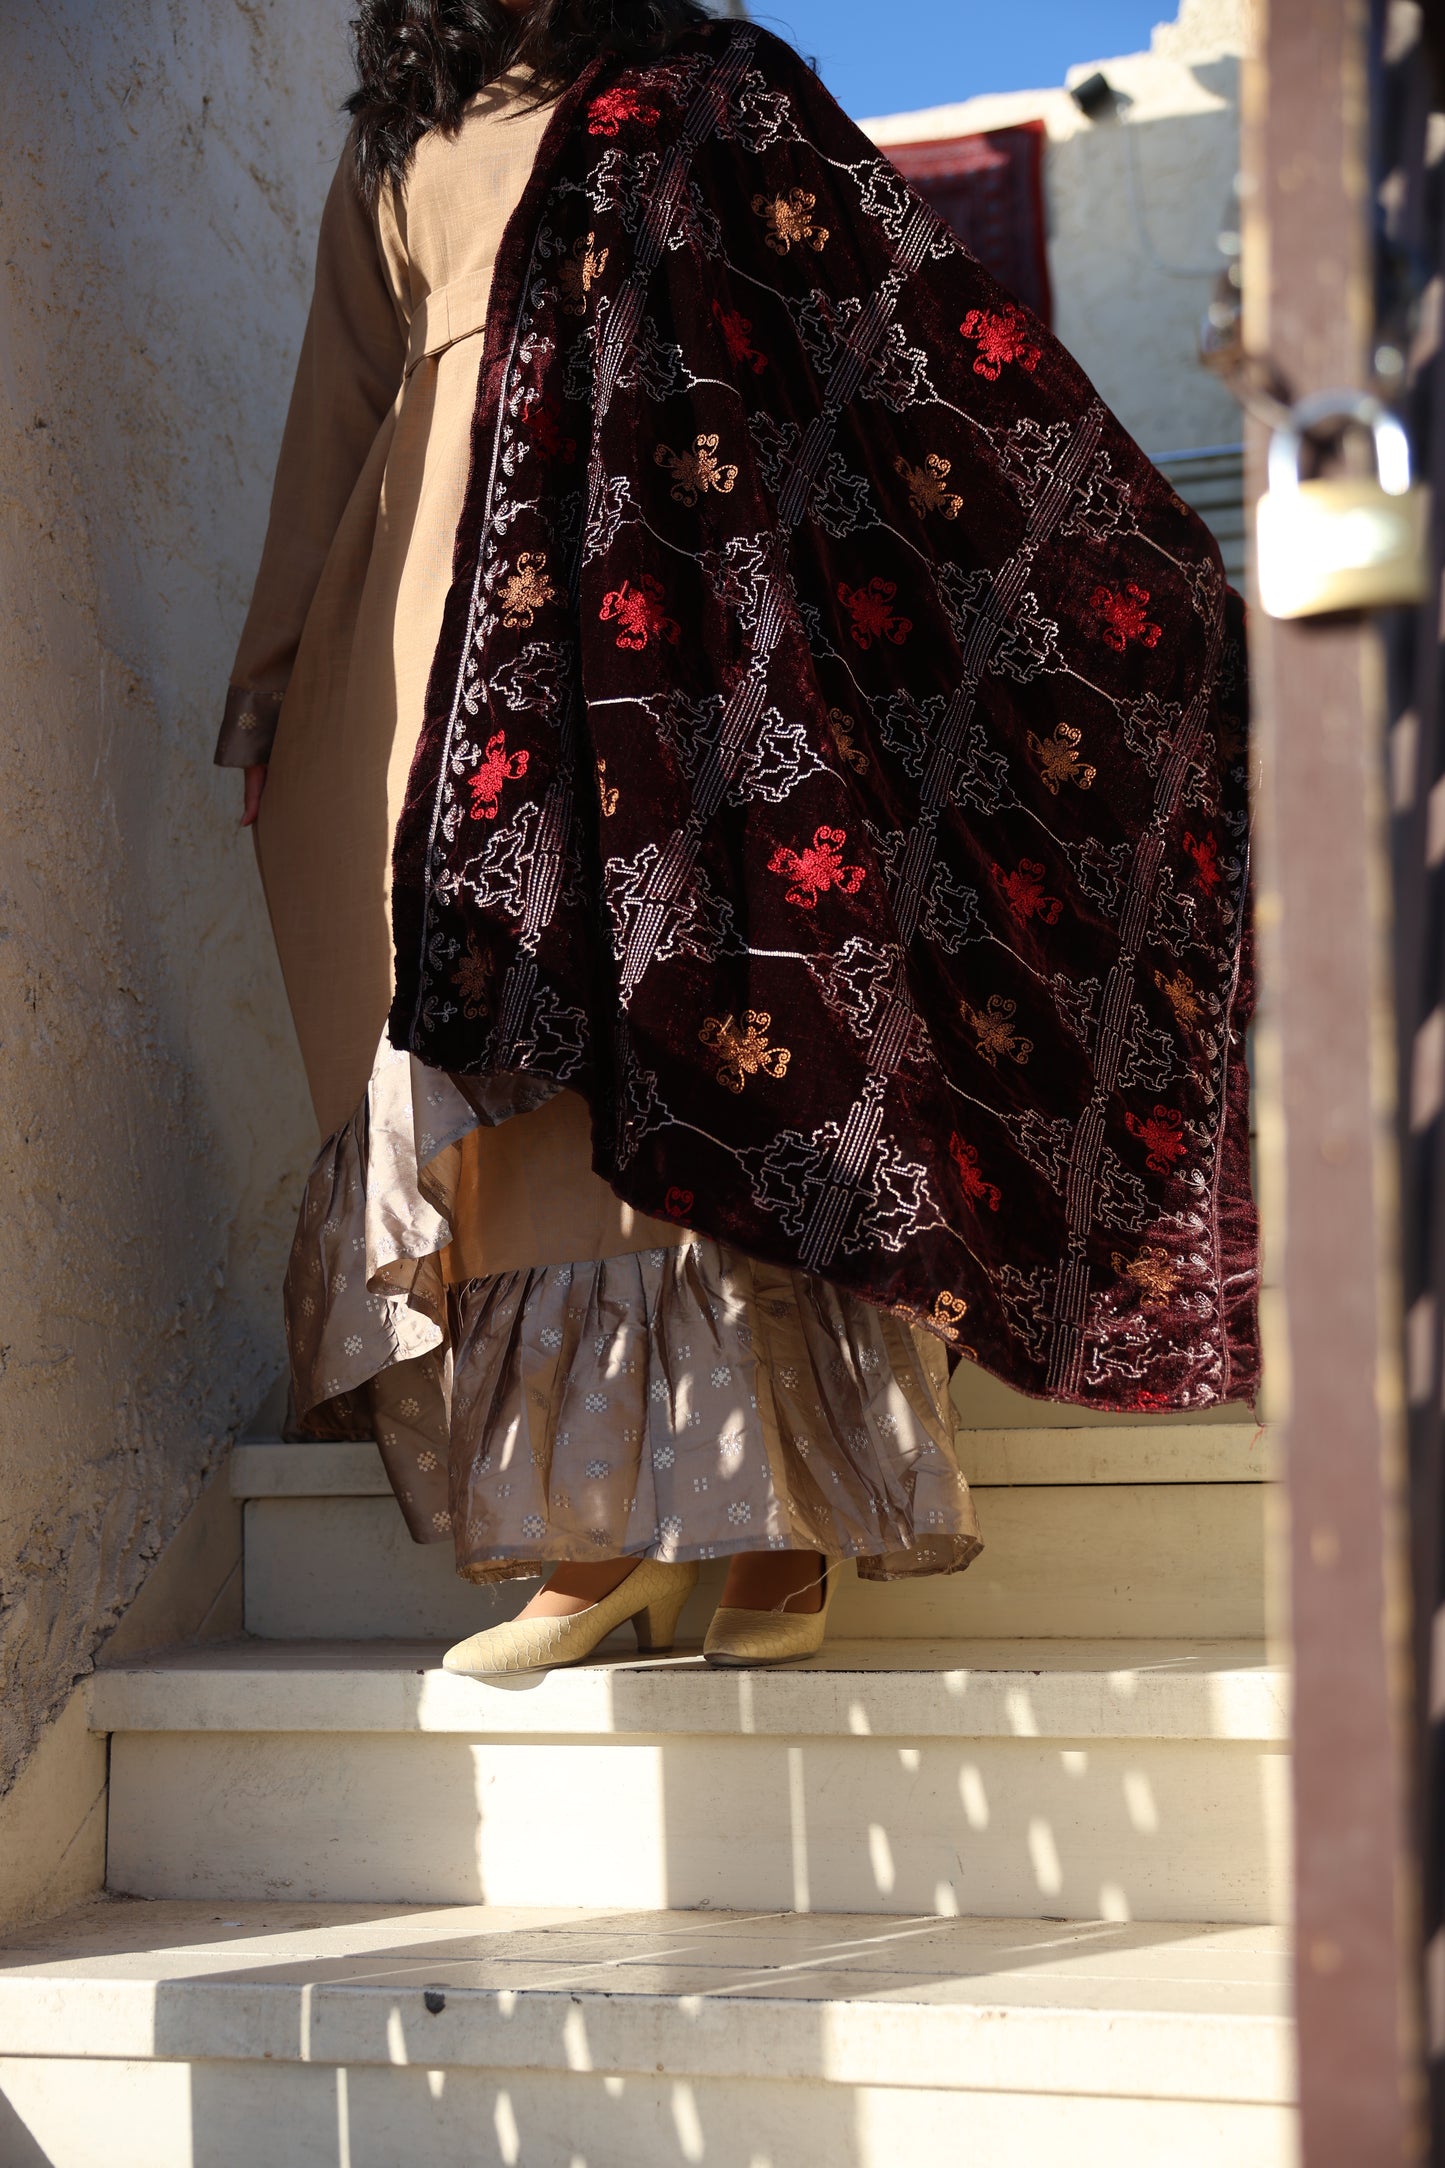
[1070,71,1119,121]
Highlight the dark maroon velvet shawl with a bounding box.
[390,22,1258,1412]
[885,123,1053,326]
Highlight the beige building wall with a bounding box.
[865,0,1246,459]
[0,0,351,1841]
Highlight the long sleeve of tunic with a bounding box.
[216,80,557,1137]
[213,76,684,1269]
[216,147,407,767]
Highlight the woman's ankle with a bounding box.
[516,1556,636,1620]
[720,1549,826,1614]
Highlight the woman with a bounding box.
[220,1,1254,1675]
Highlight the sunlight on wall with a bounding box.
[336,2065,354,2168]
[868,1823,897,1894]
[563,2005,593,2073]
[1005,1689,1041,1736]
[788,1744,811,1912]
[1027,1816,1065,1895]
[1100,1881,1133,1921]
[494,2084,522,2164]
[959,1764,990,1827]
[1125,1768,1163,1833]
[672,2077,708,2162]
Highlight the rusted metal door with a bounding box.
[1244,0,1425,2158]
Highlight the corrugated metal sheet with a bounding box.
[1153,441,1246,584]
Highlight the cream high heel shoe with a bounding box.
[702,1557,834,1667]
[442,1558,699,1678]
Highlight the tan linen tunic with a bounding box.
[219,77,677,1275]
[232,82,979,1587]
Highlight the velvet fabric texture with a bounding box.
[389,21,1257,1412]
[886,122,1052,325]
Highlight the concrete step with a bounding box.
[233,1445,1268,1641]
[234,1417,1270,1495]
[957,1423,1267,1484]
[0,1898,1297,2167]
[89,1640,1289,1923]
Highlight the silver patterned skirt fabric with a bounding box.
[283,1040,981,1582]
[448,1239,979,1584]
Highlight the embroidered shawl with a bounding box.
[389,22,1258,1412]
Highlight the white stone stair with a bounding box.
[89,1638,1288,1923]
[234,1423,1271,1642]
[0,1899,1295,2168]
[0,1383,1295,2160]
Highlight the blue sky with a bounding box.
[749,1,1173,119]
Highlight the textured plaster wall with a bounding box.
[0,0,351,1794]
[866,0,1245,458]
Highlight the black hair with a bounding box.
[346,0,712,198]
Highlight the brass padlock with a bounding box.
[1256,391,1430,619]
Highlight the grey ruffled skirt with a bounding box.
[284,1041,982,1585]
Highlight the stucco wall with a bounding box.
[0,0,351,1795]
[865,0,1245,459]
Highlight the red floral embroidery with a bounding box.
[837,577,912,650]
[467,730,529,821]
[1131,1389,1175,1411]
[1125,1104,1187,1174]
[995,858,1062,925]
[712,300,768,373]
[1090,583,1162,653]
[768,826,866,909]
[1182,831,1221,893]
[960,305,1041,380]
[588,85,661,135]
[949,1133,1001,1212]
[599,576,681,651]
[662,1186,694,1221]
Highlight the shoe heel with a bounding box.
[634,1586,690,1652]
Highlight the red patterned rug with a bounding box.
[884,120,1053,325]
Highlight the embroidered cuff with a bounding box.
[214,685,284,767]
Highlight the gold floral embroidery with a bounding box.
[558,230,609,315]
[1113,1245,1179,1309]
[654,432,739,506]
[498,551,556,630]
[699,1010,792,1094]
[827,707,869,773]
[1154,967,1206,1031]
[752,188,829,255]
[597,758,619,816]
[894,452,963,520]
[1028,721,1097,795]
[962,993,1033,1068]
[931,1289,969,1333]
[454,934,494,1019]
